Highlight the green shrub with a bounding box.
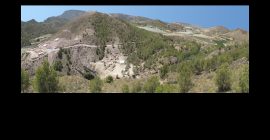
[217,54,233,66]
[178,62,193,93]
[215,63,232,92]
[105,75,113,83]
[58,48,63,59]
[89,77,103,93]
[53,60,63,71]
[155,84,175,93]
[21,68,30,93]
[121,84,129,93]
[214,40,226,47]
[159,65,168,79]
[33,60,59,93]
[155,85,164,93]
[131,81,142,93]
[239,65,249,93]
[182,42,201,59]
[83,71,95,80]
[204,56,218,72]
[192,57,204,75]
[127,53,140,66]
[144,57,154,69]
[143,76,160,93]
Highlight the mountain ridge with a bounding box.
[22,9,248,32]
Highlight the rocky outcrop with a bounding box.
[21,52,49,75]
[21,44,99,76]
[230,57,249,69]
[169,56,178,64]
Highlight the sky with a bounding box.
[21,6,249,31]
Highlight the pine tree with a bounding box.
[33,60,59,93]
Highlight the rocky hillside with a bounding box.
[21,10,249,93]
[21,10,86,47]
[21,11,174,80]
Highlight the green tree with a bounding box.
[143,76,160,93]
[215,63,232,92]
[178,62,193,93]
[121,84,129,93]
[89,77,103,93]
[239,65,249,93]
[21,69,30,93]
[33,60,59,93]
[105,75,113,83]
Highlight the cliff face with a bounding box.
[21,44,99,76]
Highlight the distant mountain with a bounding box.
[21,19,60,47]
[57,10,86,20]
[203,26,230,36]
[224,28,249,43]
[110,13,152,23]
[27,19,38,24]
[21,10,86,47]
[21,10,249,48]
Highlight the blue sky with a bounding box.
[21,6,249,31]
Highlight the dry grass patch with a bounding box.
[59,75,89,93]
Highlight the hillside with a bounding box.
[21,12,174,79]
[21,10,249,93]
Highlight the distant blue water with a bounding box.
[21,6,249,31]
